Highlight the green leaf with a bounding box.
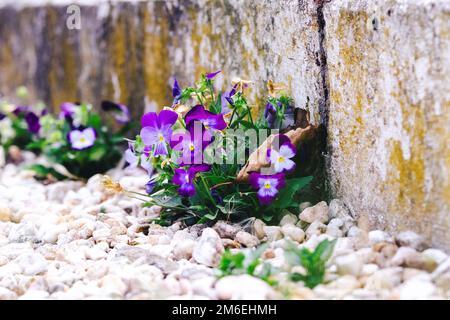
[88,145,107,161]
[269,176,313,209]
[150,193,183,208]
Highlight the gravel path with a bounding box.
[1,155,450,300]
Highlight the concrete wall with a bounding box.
[0,0,449,249]
[324,0,450,249]
[0,0,326,123]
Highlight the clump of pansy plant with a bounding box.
[0,88,46,153]
[123,71,312,225]
[26,101,131,180]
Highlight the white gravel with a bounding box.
[1,154,449,300]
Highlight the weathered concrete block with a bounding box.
[324,0,450,249]
[0,0,325,124]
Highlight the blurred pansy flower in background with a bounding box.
[68,127,96,150]
[101,100,130,124]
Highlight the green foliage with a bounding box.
[285,239,337,288]
[218,247,276,285]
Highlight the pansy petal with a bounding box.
[211,114,227,130]
[206,70,221,80]
[279,143,296,158]
[258,193,277,205]
[140,126,160,146]
[140,155,153,174]
[158,110,178,127]
[125,149,138,167]
[189,164,211,175]
[172,78,181,98]
[159,124,173,142]
[248,172,261,189]
[141,112,158,128]
[83,128,96,142]
[172,168,187,185]
[25,112,40,134]
[178,182,196,197]
[153,141,168,156]
[184,105,207,126]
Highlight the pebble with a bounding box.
[299,201,329,224]
[281,224,305,243]
[192,228,224,267]
[368,230,394,245]
[252,219,266,240]
[215,275,276,300]
[15,252,48,276]
[398,278,437,300]
[263,226,283,242]
[213,221,240,239]
[305,221,327,238]
[235,231,259,248]
[335,254,363,276]
[395,231,427,251]
[279,213,298,226]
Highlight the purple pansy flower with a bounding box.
[267,134,296,173]
[140,110,178,157]
[101,100,130,124]
[185,105,227,132]
[172,164,210,197]
[170,121,212,165]
[68,127,96,150]
[172,78,182,103]
[25,112,41,134]
[206,70,221,80]
[249,172,286,205]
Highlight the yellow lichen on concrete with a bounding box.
[142,3,172,110]
[46,7,78,110]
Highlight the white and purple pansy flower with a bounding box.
[249,172,286,205]
[172,164,211,197]
[267,134,296,173]
[101,100,130,124]
[140,110,178,157]
[184,105,227,132]
[68,127,96,150]
[124,144,153,174]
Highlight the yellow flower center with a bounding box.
[158,134,164,142]
[264,182,271,189]
[278,156,285,163]
[189,143,195,151]
[185,174,190,183]
[79,137,86,143]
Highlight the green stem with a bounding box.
[200,175,215,204]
